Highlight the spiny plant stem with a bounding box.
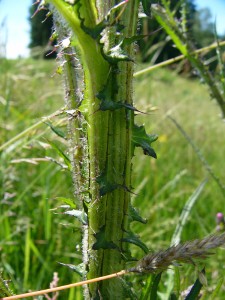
[85,2,139,297]
[48,1,140,298]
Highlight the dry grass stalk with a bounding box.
[128,233,225,274]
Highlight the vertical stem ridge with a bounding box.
[51,1,140,299]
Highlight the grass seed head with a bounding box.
[128,233,225,274]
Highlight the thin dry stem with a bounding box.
[134,40,225,77]
[0,271,127,300]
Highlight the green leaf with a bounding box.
[96,69,147,113]
[55,197,76,209]
[141,0,151,17]
[140,274,153,300]
[96,171,119,196]
[122,231,149,253]
[185,268,204,300]
[129,204,147,224]
[47,140,71,170]
[78,5,107,39]
[58,262,86,277]
[79,16,107,39]
[63,209,88,225]
[103,41,132,63]
[121,250,137,263]
[151,4,188,55]
[121,35,148,47]
[171,179,207,246]
[56,65,63,75]
[211,277,224,300]
[98,98,124,111]
[164,180,207,299]
[44,121,66,139]
[120,277,137,300]
[150,273,162,300]
[98,98,144,113]
[170,292,178,300]
[77,0,128,40]
[93,226,119,250]
[96,170,133,196]
[132,124,158,158]
[173,267,181,299]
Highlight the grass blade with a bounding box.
[140,274,154,300]
[184,269,205,300]
[150,273,162,300]
[164,180,207,299]
[211,277,224,300]
[171,179,207,246]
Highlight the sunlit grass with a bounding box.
[0,58,224,298]
[0,58,82,298]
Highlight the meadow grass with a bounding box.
[0,57,224,298]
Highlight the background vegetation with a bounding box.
[1,57,225,298]
[0,0,225,299]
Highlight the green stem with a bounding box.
[85,1,139,297]
[50,1,139,298]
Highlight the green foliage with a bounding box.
[0,59,82,298]
[211,277,224,299]
[184,269,204,300]
[137,0,196,63]
[44,121,66,139]
[141,0,152,17]
[149,273,162,300]
[46,139,71,170]
[132,124,158,158]
[151,3,225,118]
[129,204,147,224]
[63,208,88,225]
[56,197,76,208]
[96,64,146,114]
[96,170,120,196]
[122,231,149,254]
[48,2,143,297]
[92,226,118,250]
[58,262,85,277]
[0,275,13,297]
